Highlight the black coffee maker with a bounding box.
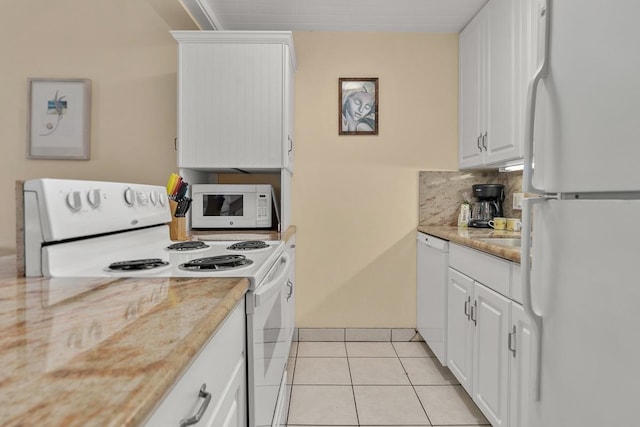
[469,184,505,228]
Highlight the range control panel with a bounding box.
[24,179,171,242]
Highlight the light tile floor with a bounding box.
[286,341,490,427]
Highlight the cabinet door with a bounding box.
[284,46,295,173]
[458,10,486,169]
[143,301,245,427]
[204,357,246,427]
[484,0,522,165]
[509,303,533,427]
[472,282,511,427]
[177,43,284,170]
[446,268,474,393]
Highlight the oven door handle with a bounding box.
[253,253,290,308]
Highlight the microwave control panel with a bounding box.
[257,193,270,226]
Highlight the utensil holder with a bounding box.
[169,200,189,241]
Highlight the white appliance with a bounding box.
[22,178,294,427]
[191,184,274,229]
[521,1,640,426]
[416,232,449,366]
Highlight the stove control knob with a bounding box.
[158,192,167,207]
[136,191,149,206]
[123,187,135,207]
[65,191,82,212]
[86,189,101,209]
[149,191,158,205]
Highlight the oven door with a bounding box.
[246,252,292,427]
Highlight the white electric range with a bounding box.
[23,178,294,427]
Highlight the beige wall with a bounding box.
[0,0,196,250]
[292,32,458,328]
[1,6,459,329]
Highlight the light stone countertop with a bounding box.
[0,256,249,427]
[417,225,521,264]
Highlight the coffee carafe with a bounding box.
[469,184,505,228]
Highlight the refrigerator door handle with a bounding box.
[523,0,550,195]
[521,197,545,400]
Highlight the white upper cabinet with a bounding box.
[459,0,534,169]
[172,31,296,172]
[459,7,486,168]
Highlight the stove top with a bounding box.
[41,226,284,288]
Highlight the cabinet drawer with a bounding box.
[450,243,510,297]
[144,300,245,426]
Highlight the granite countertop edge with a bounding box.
[130,278,249,427]
[417,225,521,264]
[0,257,250,427]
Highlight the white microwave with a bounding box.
[191,184,273,229]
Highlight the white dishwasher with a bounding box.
[416,232,449,366]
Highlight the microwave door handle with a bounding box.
[253,253,290,308]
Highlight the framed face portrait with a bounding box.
[339,77,378,135]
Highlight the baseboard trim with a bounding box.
[294,328,424,342]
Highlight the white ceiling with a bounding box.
[183,0,488,33]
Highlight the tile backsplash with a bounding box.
[418,170,523,226]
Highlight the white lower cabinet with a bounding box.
[509,303,533,427]
[143,300,246,427]
[447,243,532,427]
[447,268,510,426]
[472,281,511,427]
[446,268,474,392]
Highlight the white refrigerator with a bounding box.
[522,1,640,426]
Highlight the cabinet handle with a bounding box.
[470,300,477,325]
[477,135,482,152]
[464,296,471,319]
[481,132,487,150]
[179,384,212,427]
[508,325,517,357]
[288,136,293,154]
[286,280,293,300]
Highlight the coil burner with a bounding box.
[179,254,254,271]
[166,241,210,251]
[226,240,270,251]
[107,258,169,271]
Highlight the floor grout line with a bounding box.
[345,344,361,426]
[287,341,488,427]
